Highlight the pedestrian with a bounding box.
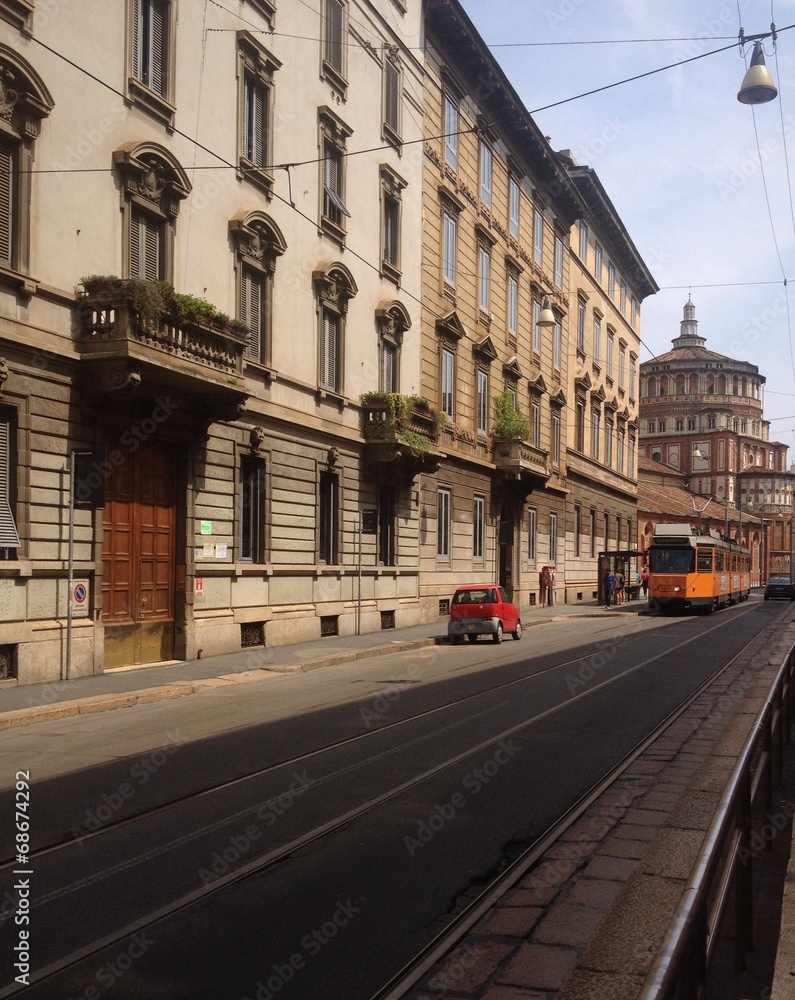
[603,569,615,608]
[614,568,625,605]
[641,567,649,598]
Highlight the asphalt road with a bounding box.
[0,601,784,1000]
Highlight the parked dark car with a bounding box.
[448,584,522,644]
[764,577,795,600]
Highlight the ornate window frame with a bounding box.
[0,46,53,295]
[126,0,177,128]
[113,142,191,282]
[375,299,410,394]
[321,0,347,98]
[229,211,287,371]
[237,32,281,197]
[319,106,353,244]
[313,261,357,401]
[380,164,405,284]
[0,1,34,33]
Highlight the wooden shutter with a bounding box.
[325,0,343,72]
[384,59,399,131]
[380,342,395,394]
[132,0,142,81]
[321,312,337,391]
[130,208,162,280]
[0,419,20,549]
[243,76,265,164]
[243,268,263,361]
[149,0,166,95]
[0,143,12,267]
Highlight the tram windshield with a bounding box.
[649,546,694,574]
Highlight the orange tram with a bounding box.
[648,523,750,614]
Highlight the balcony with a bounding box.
[77,278,248,421]
[361,394,444,481]
[492,437,551,492]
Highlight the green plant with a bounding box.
[402,428,430,455]
[80,274,120,290]
[171,292,219,327]
[125,278,173,330]
[360,392,409,428]
[492,390,529,440]
[230,318,251,339]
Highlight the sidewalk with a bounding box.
[0,598,643,729]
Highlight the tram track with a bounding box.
[0,601,776,999]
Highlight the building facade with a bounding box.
[0,0,427,683]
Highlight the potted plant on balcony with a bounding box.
[492,390,529,441]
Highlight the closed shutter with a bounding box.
[130,208,162,281]
[384,60,399,131]
[380,342,395,394]
[132,0,142,81]
[149,0,166,95]
[243,268,262,361]
[325,0,343,72]
[0,143,12,267]
[321,312,337,391]
[0,419,20,549]
[243,77,265,165]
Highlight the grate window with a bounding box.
[380,610,395,630]
[0,644,16,679]
[438,599,450,616]
[320,615,339,637]
[240,622,265,648]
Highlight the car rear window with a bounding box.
[452,588,497,605]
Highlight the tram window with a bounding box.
[650,547,694,573]
[697,547,713,572]
[715,551,724,572]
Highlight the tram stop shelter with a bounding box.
[598,549,645,604]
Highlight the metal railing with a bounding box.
[639,644,795,999]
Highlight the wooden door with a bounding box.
[103,438,177,668]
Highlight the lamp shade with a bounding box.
[738,41,778,105]
[537,295,556,329]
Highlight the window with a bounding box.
[132,0,169,96]
[441,346,455,418]
[554,236,563,287]
[577,301,586,353]
[617,429,625,474]
[631,296,639,328]
[509,177,520,238]
[322,0,346,87]
[574,504,581,557]
[549,513,557,563]
[647,420,655,433]
[603,512,610,548]
[0,52,50,289]
[507,273,518,338]
[473,496,484,560]
[0,412,19,554]
[605,419,613,467]
[380,166,405,281]
[533,209,543,264]
[476,368,489,435]
[130,206,165,280]
[383,53,401,141]
[579,221,588,262]
[320,109,352,238]
[659,419,666,432]
[314,261,357,396]
[115,144,191,285]
[552,412,561,466]
[618,344,626,389]
[533,299,541,354]
[630,355,637,397]
[591,409,600,460]
[480,142,492,206]
[319,471,339,564]
[437,489,451,558]
[594,242,602,283]
[606,332,614,380]
[553,320,562,371]
[628,436,636,477]
[478,244,490,312]
[443,93,458,169]
[590,509,597,557]
[528,507,537,561]
[379,484,395,565]
[530,400,540,446]
[620,279,627,314]
[376,301,408,394]
[608,261,616,298]
[593,317,601,365]
[442,210,457,286]
[238,35,280,196]
[230,212,286,367]
[240,455,266,563]
[675,418,683,432]
[575,400,585,452]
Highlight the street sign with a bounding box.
[72,579,89,619]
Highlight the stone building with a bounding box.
[417,1,656,615]
[639,299,791,577]
[0,0,426,682]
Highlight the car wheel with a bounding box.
[512,621,522,640]
[492,623,503,644]
[467,634,478,643]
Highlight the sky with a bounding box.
[458,0,795,452]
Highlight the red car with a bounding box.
[448,584,522,644]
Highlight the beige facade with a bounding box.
[0,0,427,683]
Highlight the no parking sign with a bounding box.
[72,579,89,619]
